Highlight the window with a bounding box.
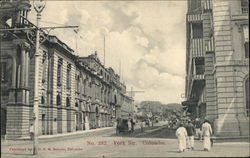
[241,0,249,14]
[56,94,61,106]
[245,77,249,117]
[245,42,249,58]
[76,75,80,92]
[75,102,78,107]
[41,95,45,104]
[243,25,249,58]
[42,52,47,83]
[0,62,7,82]
[66,97,70,107]
[190,0,201,11]
[57,58,63,86]
[195,57,205,75]
[66,64,71,89]
[192,23,203,39]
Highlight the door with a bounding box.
[42,114,46,135]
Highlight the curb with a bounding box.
[8,127,115,141]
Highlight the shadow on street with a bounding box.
[104,125,177,139]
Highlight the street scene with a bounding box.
[2,121,249,157]
[0,0,249,157]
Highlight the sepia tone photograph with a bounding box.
[0,0,249,157]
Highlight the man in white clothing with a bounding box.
[176,123,188,153]
[201,119,213,151]
[128,119,132,134]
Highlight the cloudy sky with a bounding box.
[29,0,187,104]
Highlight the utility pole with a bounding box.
[119,59,121,79]
[25,0,78,155]
[127,87,144,98]
[33,0,46,155]
[103,36,106,66]
[0,2,79,155]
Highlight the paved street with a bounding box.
[1,122,249,158]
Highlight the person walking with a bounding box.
[116,118,121,135]
[201,119,213,151]
[140,120,145,132]
[30,123,34,140]
[176,123,188,153]
[131,119,135,133]
[194,118,202,140]
[128,119,132,134]
[185,120,195,150]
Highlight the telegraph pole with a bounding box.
[33,0,46,155]
[0,1,79,155]
[103,36,106,66]
[30,0,78,155]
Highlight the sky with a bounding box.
[29,0,187,104]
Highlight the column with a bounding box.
[9,56,17,103]
[11,56,17,88]
[25,50,29,88]
[20,47,26,88]
[25,50,30,104]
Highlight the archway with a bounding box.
[56,94,61,106]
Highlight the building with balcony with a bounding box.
[183,0,249,137]
[0,0,133,139]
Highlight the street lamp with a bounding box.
[33,0,46,155]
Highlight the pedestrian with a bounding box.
[185,120,195,150]
[116,118,120,135]
[176,123,188,153]
[30,123,34,140]
[194,118,202,141]
[98,119,101,128]
[128,119,132,134]
[201,119,213,151]
[131,119,135,133]
[140,120,144,132]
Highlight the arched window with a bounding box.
[56,94,61,106]
[245,77,249,116]
[41,95,45,104]
[75,102,78,107]
[114,95,117,104]
[96,107,98,114]
[66,97,70,107]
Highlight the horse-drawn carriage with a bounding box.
[116,118,129,135]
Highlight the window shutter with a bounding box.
[243,25,249,42]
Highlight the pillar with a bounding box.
[20,47,26,88]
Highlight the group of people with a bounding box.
[176,118,213,153]
[116,118,135,135]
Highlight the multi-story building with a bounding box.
[183,0,249,137]
[0,0,134,139]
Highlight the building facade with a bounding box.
[183,0,249,137]
[0,0,134,139]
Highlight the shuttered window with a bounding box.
[192,23,203,39]
[243,25,249,58]
[241,0,249,14]
[0,62,7,82]
[57,58,63,86]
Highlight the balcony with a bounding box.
[190,38,204,57]
[187,13,202,23]
[202,0,212,11]
[188,74,205,100]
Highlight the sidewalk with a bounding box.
[1,126,115,146]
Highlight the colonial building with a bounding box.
[0,0,133,139]
[183,0,249,137]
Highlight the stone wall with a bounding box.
[212,0,249,136]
